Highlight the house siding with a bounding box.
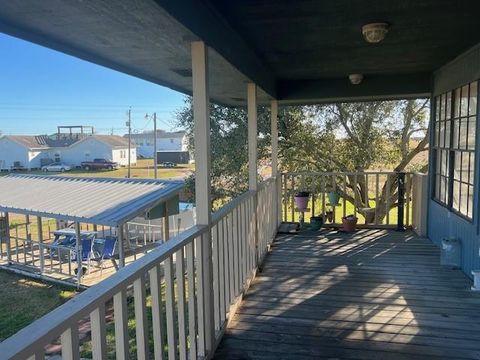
[428,43,480,278]
[0,138,29,169]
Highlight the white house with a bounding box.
[129,130,190,162]
[0,134,136,170]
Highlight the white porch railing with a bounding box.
[0,177,279,360]
[281,171,421,228]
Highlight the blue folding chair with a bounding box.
[96,237,117,274]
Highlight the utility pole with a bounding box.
[127,108,131,178]
[153,112,158,179]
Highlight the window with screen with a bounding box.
[433,81,478,219]
[433,80,477,219]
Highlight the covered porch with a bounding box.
[1,1,480,359]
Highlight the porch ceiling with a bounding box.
[1,1,479,105]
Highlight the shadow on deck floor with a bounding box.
[214,229,480,360]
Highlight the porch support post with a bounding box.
[74,222,82,288]
[4,212,11,264]
[271,100,278,178]
[271,99,282,226]
[192,40,214,355]
[248,83,258,192]
[37,216,44,274]
[248,83,259,268]
[117,225,125,268]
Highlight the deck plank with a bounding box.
[214,229,480,360]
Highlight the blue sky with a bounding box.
[0,33,185,135]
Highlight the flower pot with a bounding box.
[342,215,358,232]
[310,216,323,231]
[327,192,340,206]
[294,191,310,211]
[359,208,375,224]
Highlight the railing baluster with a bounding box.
[321,175,326,220]
[90,304,107,360]
[218,218,226,324]
[186,242,197,360]
[343,174,347,219]
[149,264,165,360]
[134,276,148,360]
[406,174,411,226]
[233,208,239,296]
[291,175,295,222]
[386,174,391,225]
[353,173,358,218]
[176,247,187,360]
[165,255,177,360]
[195,236,206,357]
[114,289,129,360]
[375,174,380,225]
[228,213,234,303]
[212,224,220,331]
[60,326,79,360]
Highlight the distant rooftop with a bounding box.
[3,134,131,149]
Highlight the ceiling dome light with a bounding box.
[362,22,389,43]
[349,74,363,85]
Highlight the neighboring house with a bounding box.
[129,130,191,162]
[0,134,136,170]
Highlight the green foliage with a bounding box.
[176,96,429,211]
[175,97,273,205]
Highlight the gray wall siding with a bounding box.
[428,42,480,278]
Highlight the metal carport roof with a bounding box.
[0,175,183,226]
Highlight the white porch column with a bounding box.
[271,99,282,225]
[192,40,215,355]
[247,83,259,270]
[271,100,278,177]
[75,222,82,288]
[248,83,258,191]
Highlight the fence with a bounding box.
[0,177,279,360]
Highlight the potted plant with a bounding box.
[294,191,310,210]
[327,191,340,206]
[342,214,358,232]
[310,215,323,231]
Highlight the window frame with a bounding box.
[432,80,478,222]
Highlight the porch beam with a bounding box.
[155,0,276,98]
[191,40,215,355]
[277,73,432,104]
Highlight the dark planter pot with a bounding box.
[342,215,358,232]
[310,216,323,231]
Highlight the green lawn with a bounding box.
[1,159,194,180]
[0,271,77,341]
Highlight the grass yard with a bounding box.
[2,159,194,180]
[0,271,77,341]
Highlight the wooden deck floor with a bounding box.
[214,229,480,360]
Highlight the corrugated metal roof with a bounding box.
[0,175,183,226]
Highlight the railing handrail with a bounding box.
[282,170,414,176]
[0,224,208,360]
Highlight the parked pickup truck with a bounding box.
[81,158,119,171]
